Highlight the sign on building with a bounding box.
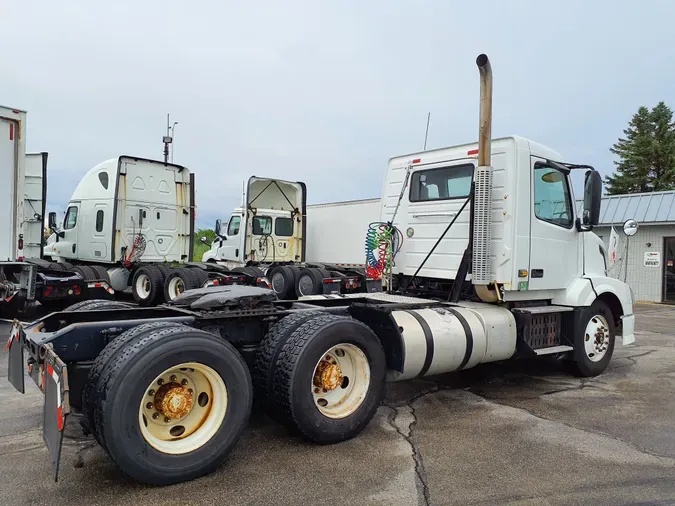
[644,251,661,267]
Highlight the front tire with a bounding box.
[571,300,616,377]
[271,315,386,444]
[93,326,253,485]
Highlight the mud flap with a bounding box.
[7,322,25,394]
[42,349,69,482]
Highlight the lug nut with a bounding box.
[148,389,155,396]
[157,379,164,385]
[170,375,177,381]
[152,413,160,420]
[146,402,153,409]
[188,388,193,394]
[181,379,188,386]
[164,417,171,423]
[314,388,320,394]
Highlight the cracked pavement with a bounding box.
[2,304,675,505]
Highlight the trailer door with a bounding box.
[0,117,18,261]
[24,153,47,259]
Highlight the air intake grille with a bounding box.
[472,166,493,284]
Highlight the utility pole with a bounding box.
[423,112,431,150]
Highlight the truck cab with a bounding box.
[383,135,635,343]
[45,156,193,265]
[202,176,306,268]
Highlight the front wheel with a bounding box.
[571,300,616,377]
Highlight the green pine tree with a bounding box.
[605,102,675,195]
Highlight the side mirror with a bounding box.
[199,236,208,244]
[582,170,602,226]
[48,212,57,231]
[215,219,222,237]
[623,219,638,237]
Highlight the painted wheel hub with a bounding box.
[154,383,193,419]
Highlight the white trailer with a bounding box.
[7,53,637,487]
[305,197,381,266]
[0,107,106,314]
[0,105,26,263]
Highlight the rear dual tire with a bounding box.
[163,268,209,302]
[255,314,386,444]
[89,325,252,485]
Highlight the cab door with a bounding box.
[51,203,80,259]
[216,213,245,262]
[528,158,579,290]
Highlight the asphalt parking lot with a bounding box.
[1,304,675,505]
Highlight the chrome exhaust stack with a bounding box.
[472,54,498,302]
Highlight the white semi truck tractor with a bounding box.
[200,178,382,299]
[41,156,252,306]
[7,54,635,486]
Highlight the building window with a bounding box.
[227,216,241,236]
[96,210,104,232]
[64,206,78,229]
[533,164,573,228]
[275,217,293,237]
[252,216,272,235]
[409,164,473,202]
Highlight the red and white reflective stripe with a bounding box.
[46,364,64,431]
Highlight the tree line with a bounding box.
[605,102,675,195]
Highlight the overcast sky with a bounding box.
[2,1,674,230]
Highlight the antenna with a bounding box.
[423,112,431,150]
[162,114,178,163]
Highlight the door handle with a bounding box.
[412,213,457,218]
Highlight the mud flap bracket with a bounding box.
[42,346,70,482]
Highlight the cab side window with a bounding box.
[64,206,78,230]
[227,216,241,236]
[533,165,573,228]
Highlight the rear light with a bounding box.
[412,158,421,164]
[72,284,81,296]
[467,149,479,156]
[43,286,53,297]
[323,279,340,284]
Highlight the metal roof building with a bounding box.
[584,190,675,303]
[575,190,675,226]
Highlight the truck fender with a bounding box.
[552,276,634,346]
